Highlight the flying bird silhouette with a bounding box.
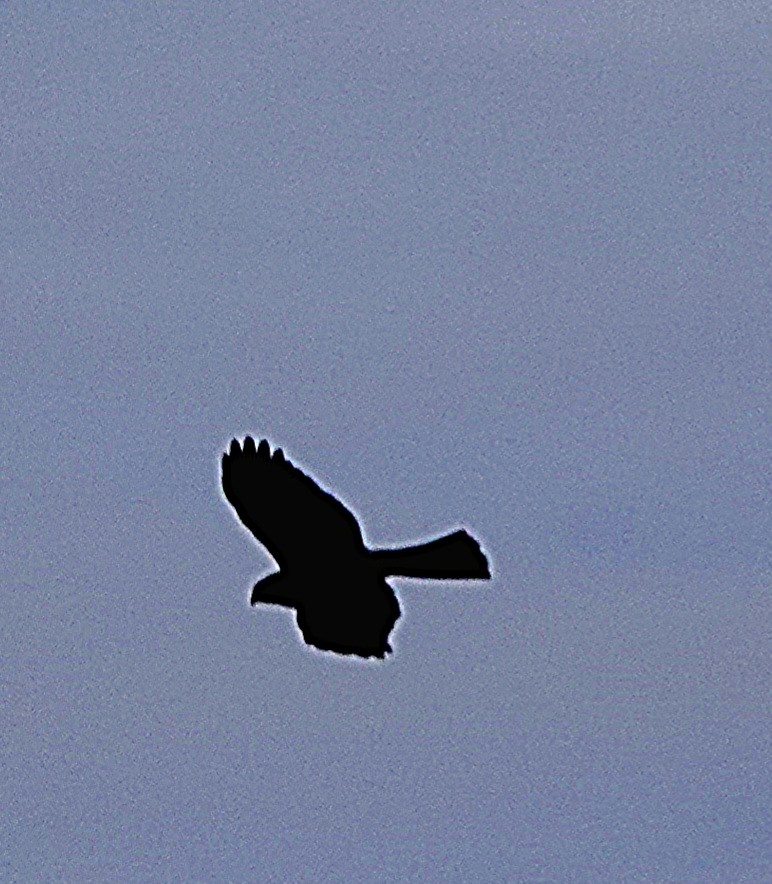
[221,437,490,659]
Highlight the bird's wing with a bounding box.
[295,577,401,659]
[221,437,365,570]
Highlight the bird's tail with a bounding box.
[371,529,490,580]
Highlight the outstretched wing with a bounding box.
[221,437,365,570]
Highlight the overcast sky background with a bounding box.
[1,3,770,881]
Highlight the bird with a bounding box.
[221,437,490,659]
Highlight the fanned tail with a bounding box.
[371,529,490,580]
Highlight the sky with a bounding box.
[1,2,770,881]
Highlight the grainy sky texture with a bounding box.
[2,3,770,881]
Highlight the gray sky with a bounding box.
[1,3,770,881]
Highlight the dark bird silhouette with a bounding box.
[221,437,490,659]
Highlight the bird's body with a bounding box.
[221,437,490,658]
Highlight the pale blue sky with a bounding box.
[1,3,769,881]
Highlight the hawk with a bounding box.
[221,437,490,659]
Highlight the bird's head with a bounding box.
[250,571,297,609]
